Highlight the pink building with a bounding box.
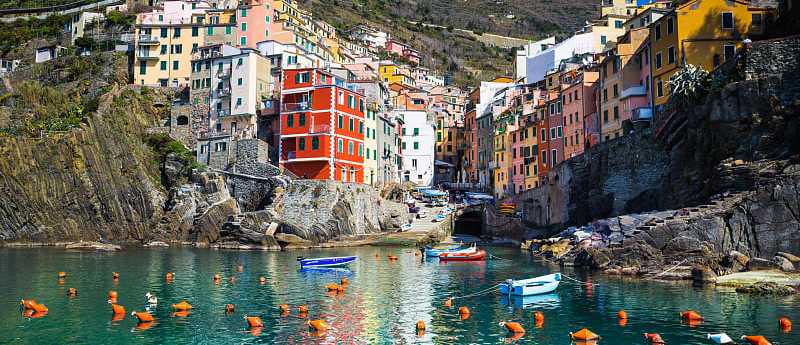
[385,39,406,56]
[510,124,526,194]
[621,37,652,124]
[561,69,598,159]
[238,0,272,48]
[402,47,421,65]
[546,90,563,167]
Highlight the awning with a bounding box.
[422,189,448,197]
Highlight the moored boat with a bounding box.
[299,256,358,268]
[423,243,463,257]
[439,249,486,261]
[498,273,561,296]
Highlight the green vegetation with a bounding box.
[105,10,135,28]
[144,133,203,170]
[5,81,87,136]
[0,15,69,54]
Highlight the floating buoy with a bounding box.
[21,299,38,310]
[110,302,125,315]
[741,335,772,345]
[172,301,193,311]
[617,310,628,319]
[58,272,67,279]
[31,302,48,313]
[499,321,525,334]
[534,311,545,322]
[308,319,330,332]
[166,272,174,280]
[112,272,120,279]
[259,277,266,284]
[325,283,339,291]
[444,298,452,308]
[213,274,221,281]
[336,285,346,293]
[340,277,348,285]
[570,328,600,341]
[108,290,118,300]
[58,278,65,285]
[680,310,703,321]
[278,304,289,313]
[172,310,190,318]
[458,306,470,315]
[416,320,426,331]
[388,255,398,261]
[131,311,154,323]
[707,333,733,344]
[297,305,308,313]
[225,304,235,313]
[111,312,125,322]
[644,333,665,344]
[236,265,243,272]
[618,318,628,327]
[245,316,263,328]
[66,288,77,296]
[779,317,792,329]
[229,276,236,283]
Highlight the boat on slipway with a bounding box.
[498,273,561,296]
[298,256,358,268]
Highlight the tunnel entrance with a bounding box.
[454,210,482,236]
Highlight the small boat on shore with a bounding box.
[432,214,446,222]
[424,243,463,257]
[439,249,486,261]
[498,273,561,296]
[298,256,357,268]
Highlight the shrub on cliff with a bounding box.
[668,64,710,111]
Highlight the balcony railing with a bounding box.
[309,124,330,134]
[217,69,230,79]
[621,85,647,99]
[632,107,653,122]
[216,88,230,97]
[282,102,310,112]
[137,35,160,45]
[137,51,158,60]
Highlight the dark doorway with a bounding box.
[454,210,482,236]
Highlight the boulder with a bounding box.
[729,250,750,266]
[735,282,796,295]
[777,252,800,264]
[65,241,121,251]
[275,233,313,249]
[574,248,612,268]
[663,236,708,255]
[144,241,169,248]
[540,239,573,258]
[747,257,781,271]
[774,256,795,272]
[691,265,718,284]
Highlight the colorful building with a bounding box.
[398,110,436,186]
[561,69,598,158]
[279,68,366,183]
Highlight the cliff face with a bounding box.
[0,86,170,243]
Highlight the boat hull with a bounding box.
[299,256,358,268]
[439,250,486,261]
[499,273,561,296]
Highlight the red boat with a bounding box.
[439,250,486,261]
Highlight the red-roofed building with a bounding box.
[280,68,366,183]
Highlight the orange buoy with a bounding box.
[172,301,193,311]
[236,265,244,272]
[340,277,348,285]
[500,321,525,334]
[416,320,426,331]
[246,316,263,328]
[58,278,65,285]
[21,299,38,310]
[570,328,600,341]
[297,305,308,313]
[336,285,346,293]
[644,333,665,344]
[135,321,155,331]
[259,276,266,284]
[166,272,174,280]
[680,310,704,321]
[172,310,190,318]
[112,272,120,279]
[58,272,67,279]
[618,318,628,327]
[444,298,452,308]
[325,283,339,291]
[131,311,154,323]
[111,312,125,322]
[278,304,289,313]
[308,319,330,332]
[617,310,628,319]
[108,290,118,300]
[741,335,772,345]
[535,318,545,329]
[534,311,545,322]
[31,302,48,313]
[110,303,125,315]
[458,306,470,315]
[225,304,235,313]
[779,317,792,329]
[228,276,236,283]
[213,274,221,281]
[66,288,77,296]
[249,326,263,336]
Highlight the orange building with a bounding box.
[279,68,366,183]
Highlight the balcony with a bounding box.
[309,124,330,134]
[282,102,310,112]
[138,35,160,45]
[216,88,231,97]
[137,51,159,60]
[216,69,230,79]
[621,85,647,99]
[216,109,230,117]
[632,107,653,122]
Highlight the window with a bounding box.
[557,126,563,138]
[265,16,270,23]
[402,142,406,150]
[752,13,763,33]
[171,44,182,54]
[160,61,167,70]
[668,46,675,64]
[337,139,343,152]
[338,92,344,104]
[359,121,363,134]
[603,89,608,102]
[240,8,247,17]
[615,20,623,29]
[613,106,619,120]
[613,84,618,97]
[541,128,546,140]
[240,36,246,46]
[298,137,305,150]
[341,167,347,182]
[215,142,227,152]
[655,52,663,69]
[208,26,213,35]
[656,79,664,97]
[338,115,343,128]
[541,150,547,165]
[173,28,181,38]
[287,114,293,127]
[724,44,736,61]
[237,78,243,86]
[160,45,167,54]
[192,26,198,36]
[348,141,354,155]
[722,13,734,30]
[358,143,363,156]
[347,95,354,108]
[552,149,557,165]
[349,118,354,131]
[299,113,306,126]
[413,142,419,150]
[172,61,179,70]
[241,23,247,32]
[667,17,674,34]
[550,128,556,139]
[312,136,319,150]
[600,35,607,45]
[603,110,609,123]
[192,43,198,53]
[139,61,146,75]
[226,26,232,35]
[160,27,168,38]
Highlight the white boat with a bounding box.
[498,273,561,296]
[707,333,734,344]
[424,244,476,257]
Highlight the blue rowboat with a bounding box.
[424,244,466,257]
[299,256,357,268]
[499,273,561,296]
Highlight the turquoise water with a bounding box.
[1,247,798,344]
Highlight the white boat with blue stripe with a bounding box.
[499,273,561,296]
[299,256,358,268]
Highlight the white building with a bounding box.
[397,110,435,186]
[514,36,556,81]
[69,11,105,44]
[348,25,390,49]
[256,40,326,70]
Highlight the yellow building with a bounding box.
[651,0,773,107]
[380,63,415,87]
